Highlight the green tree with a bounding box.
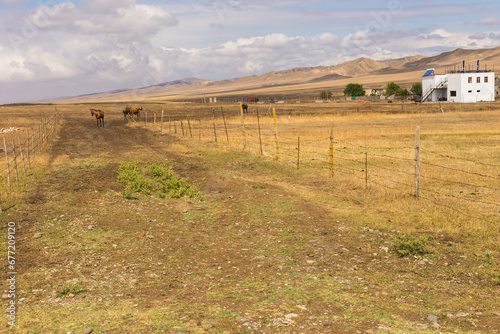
[385,82,401,96]
[410,82,422,96]
[343,83,365,97]
[397,88,410,97]
[319,90,332,100]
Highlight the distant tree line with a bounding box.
[319,82,423,99]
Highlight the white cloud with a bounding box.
[1,1,500,103]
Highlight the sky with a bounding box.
[1,0,500,104]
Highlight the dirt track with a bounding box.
[2,108,499,333]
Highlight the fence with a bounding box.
[132,106,499,224]
[0,111,58,212]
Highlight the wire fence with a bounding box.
[129,107,499,224]
[0,111,59,211]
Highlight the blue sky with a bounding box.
[1,0,500,103]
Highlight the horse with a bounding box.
[125,107,143,120]
[241,103,248,114]
[90,109,104,128]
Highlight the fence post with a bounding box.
[199,120,202,141]
[26,130,31,168]
[256,106,263,155]
[273,108,280,161]
[11,140,18,187]
[415,126,420,199]
[154,113,157,131]
[38,125,41,153]
[329,123,334,178]
[161,110,164,133]
[212,108,217,142]
[221,107,229,144]
[17,136,26,178]
[180,120,185,136]
[187,116,193,138]
[3,138,10,192]
[240,104,246,150]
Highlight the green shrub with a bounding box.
[392,234,434,258]
[118,161,203,200]
[56,280,87,297]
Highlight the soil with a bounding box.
[1,109,499,333]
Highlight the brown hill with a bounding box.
[44,46,500,103]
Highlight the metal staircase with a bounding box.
[422,77,448,102]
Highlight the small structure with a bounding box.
[364,87,384,96]
[422,61,495,102]
[247,96,259,103]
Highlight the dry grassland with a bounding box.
[0,101,499,333]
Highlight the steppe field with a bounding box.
[0,100,499,333]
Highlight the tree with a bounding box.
[343,83,365,97]
[385,82,401,96]
[410,82,422,96]
[319,90,332,100]
[397,88,410,97]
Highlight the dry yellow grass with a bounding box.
[1,102,499,248]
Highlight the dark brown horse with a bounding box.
[241,103,248,114]
[90,109,104,128]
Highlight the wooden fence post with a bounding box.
[273,108,279,161]
[329,123,334,178]
[11,140,18,186]
[199,120,202,140]
[256,106,263,155]
[3,138,10,192]
[31,128,35,160]
[161,110,164,133]
[212,108,217,142]
[154,113,157,131]
[17,136,26,178]
[38,125,41,154]
[221,107,229,144]
[187,116,193,138]
[415,126,420,199]
[240,104,246,150]
[26,130,31,168]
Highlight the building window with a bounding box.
[477,90,481,93]
[468,77,472,83]
[485,76,489,83]
[477,77,481,83]
[450,91,457,97]
[468,90,472,93]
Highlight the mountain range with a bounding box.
[44,46,500,103]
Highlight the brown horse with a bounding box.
[241,103,248,114]
[125,107,143,120]
[90,109,104,128]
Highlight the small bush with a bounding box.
[118,161,203,200]
[56,280,87,297]
[392,234,434,258]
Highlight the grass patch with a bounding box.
[56,280,87,297]
[392,233,435,257]
[118,161,203,200]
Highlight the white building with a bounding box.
[422,68,495,103]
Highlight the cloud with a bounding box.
[2,1,500,104]
[477,17,500,25]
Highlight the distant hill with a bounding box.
[43,46,500,103]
